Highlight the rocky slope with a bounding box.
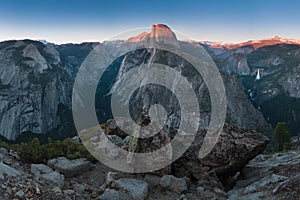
[203,38,300,136]
[0,124,298,200]
[228,151,300,200]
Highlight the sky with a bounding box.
[1,0,300,44]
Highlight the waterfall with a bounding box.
[255,69,261,80]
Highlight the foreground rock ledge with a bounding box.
[172,124,269,189]
[101,121,269,191]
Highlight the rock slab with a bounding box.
[47,157,92,177]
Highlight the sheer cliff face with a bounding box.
[0,41,68,140]
[104,47,271,135]
[0,26,272,141]
[0,40,95,140]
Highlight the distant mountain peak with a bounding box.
[203,36,300,50]
[37,39,55,46]
[126,24,179,47]
[152,24,170,29]
[273,35,281,40]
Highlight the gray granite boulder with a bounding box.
[47,157,92,177]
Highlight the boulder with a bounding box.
[172,124,269,182]
[0,147,8,160]
[102,122,268,193]
[15,190,25,198]
[106,122,268,181]
[47,157,92,177]
[31,164,53,174]
[72,136,81,143]
[63,189,75,196]
[160,175,187,194]
[31,163,65,188]
[98,189,131,200]
[73,183,88,194]
[144,173,161,186]
[105,119,128,137]
[196,186,205,193]
[39,171,65,187]
[107,135,124,147]
[178,194,188,200]
[0,161,22,179]
[112,178,149,200]
[52,186,62,193]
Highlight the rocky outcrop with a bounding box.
[126,24,179,47]
[47,157,93,177]
[228,151,300,200]
[100,122,269,192]
[291,136,300,150]
[23,44,49,73]
[172,124,269,186]
[160,175,188,193]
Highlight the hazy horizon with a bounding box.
[1,33,299,45]
[1,0,300,44]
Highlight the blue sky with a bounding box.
[1,0,300,44]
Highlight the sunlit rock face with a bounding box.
[126,24,179,47]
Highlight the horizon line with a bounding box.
[1,34,300,46]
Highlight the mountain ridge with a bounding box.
[0,24,299,141]
[3,34,300,50]
[202,36,300,50]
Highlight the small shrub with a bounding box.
[4,137,97,164]
[0,141,10,149]
[14,138,44,163]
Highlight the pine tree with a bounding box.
[273,122,291,151]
